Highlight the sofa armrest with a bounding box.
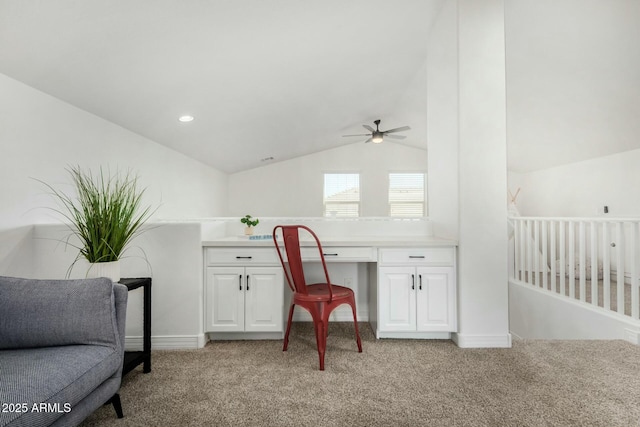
[112,283,128,375]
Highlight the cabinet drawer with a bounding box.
[379,247,455,266]
[300,246,376,262]
[206,247,279,265]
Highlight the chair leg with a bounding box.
[110,393,123,419]
[283,303,295,351]
[313,318,327,371]
[350,297,363,353]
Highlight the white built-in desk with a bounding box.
[202,236,458,340]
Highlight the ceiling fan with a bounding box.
[342,119,411,144]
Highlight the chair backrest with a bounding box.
[272,225,333,299]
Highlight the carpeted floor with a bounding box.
[82,323,640,426]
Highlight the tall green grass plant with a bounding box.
[39,166,154,268]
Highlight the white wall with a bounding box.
[227,142,427,217]
[0,73,228,348]
[509,149,640,218]
[0,73,228,232]
[504,0,640,173]
[31,223,205,348]
[426,0,459,240]
[510,281,639,343]
[0,226,35,278]
[504,0,640,217]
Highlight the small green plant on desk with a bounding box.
[241,215,259,235]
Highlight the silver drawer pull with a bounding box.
[236,256,253,259]
[323,253,339,257]
[409,255,425,259]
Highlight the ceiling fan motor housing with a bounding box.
[372,131,384,143]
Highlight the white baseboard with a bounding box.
[125,334,206,350]
[624,328,640,345]
[376,331,451,340]
[292,307,368,322]
[452,333,512,348]
[207,331,284,341]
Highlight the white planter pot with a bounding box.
[87,260,121,283]
[244,226,254,236]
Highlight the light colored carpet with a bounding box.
[82,323,640,426]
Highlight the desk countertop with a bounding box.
[202,235,458,248]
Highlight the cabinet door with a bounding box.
[205,267,245,332]
[416,267,456,332]
[244,267,284,332]
[378,266,417,332]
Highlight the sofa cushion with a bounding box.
[0,276,119,350]
[0,345,121,427]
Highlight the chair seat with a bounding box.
[293,283,354,302]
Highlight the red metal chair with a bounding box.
[273,225,362,370]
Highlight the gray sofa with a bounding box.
[0,276,128,427]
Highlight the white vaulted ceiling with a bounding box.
[2,1,638,174]
[0,0,442,173]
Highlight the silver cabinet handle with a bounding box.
[409,255,425,259]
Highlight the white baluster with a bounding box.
[527,219,534,285]
[534,220,540,287]
[603,222,611,311]
[559,221,566,296]
[513,219,520,281]
[590,221,598,308]
[568,221,575,299]
[632,222,639,320]
[616,222,625,315]
[550,221,557,293]
[579,221,586,302]
[542,220,548,290]
[520,218,525,281]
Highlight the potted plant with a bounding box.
[39,166,154,282]
[240,214,259,235]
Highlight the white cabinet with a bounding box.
[205,266,283,333]
[376,248,456,339]
[204,247,284,338]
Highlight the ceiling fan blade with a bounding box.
[385,134,407,140]
[364,137,372,143]
[383,126,411,134]
[342,133,371,137]
[363,125,375,132]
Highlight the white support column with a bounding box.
[455,0,510,348]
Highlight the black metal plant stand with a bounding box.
[119,277,152,376]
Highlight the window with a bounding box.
[389,173,425,217]
[323,173,360,217]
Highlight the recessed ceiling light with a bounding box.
[178,115,194,122]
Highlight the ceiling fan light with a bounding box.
[372,133,383,143]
